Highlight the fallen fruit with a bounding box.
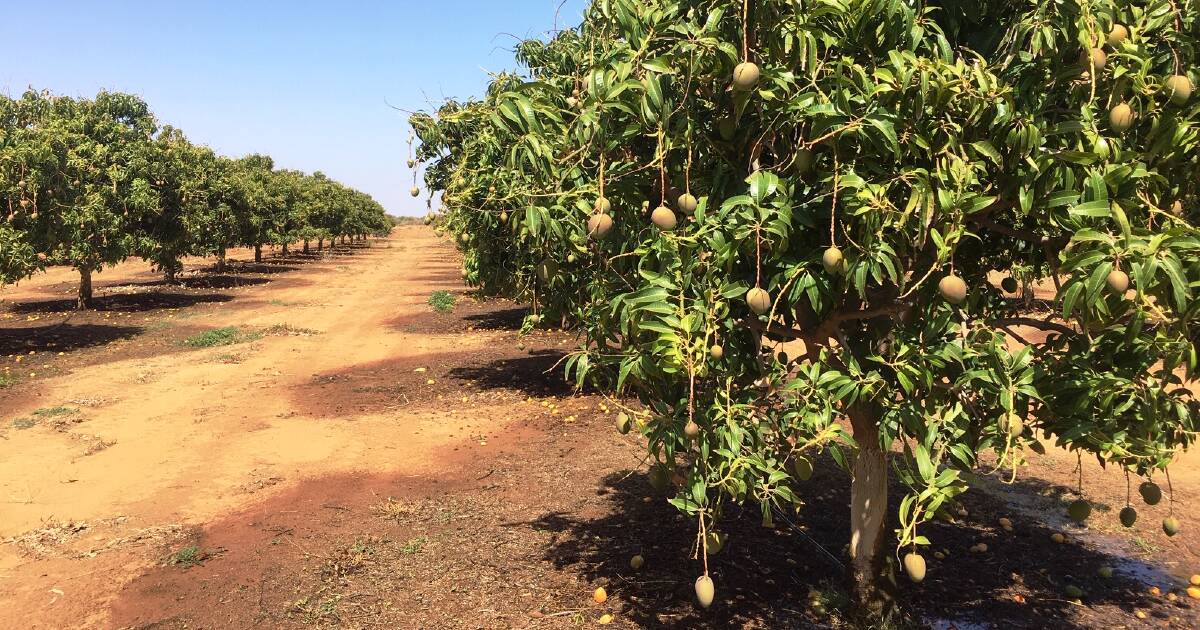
[1163,516,1180,537]
[593,586,607,604]
[1191,575,1200,586]
[598,613,613,624]
[745,287,772,315]
[732,62,760,91]
[1120,506,1138,528]
[629,554,644,570]
[695,575,715,608]
[1068,499,1092,523]
[938,275,968,305]
[1051,533,1066,544]
[1099,566,1114,578]
[903,552,927,583]
[998,517,1013,531]
[1139,481,1162,505]
[1188,586,1200,600]
[1065,584,1084,599]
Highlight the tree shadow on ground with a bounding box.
[448,350,576,398]
[6,292,234,314]
[461,307,528,331]
[125,275,271,290]
[527,456,1176,629]
[0,323,143,354]
[217,262,300,275]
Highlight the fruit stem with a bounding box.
[741,0,749,61]
[1125,470,1132,507]
[1166,467,1175,516]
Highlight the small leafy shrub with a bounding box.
[183,326,260,348]
[427,290,456,313]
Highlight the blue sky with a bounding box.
[0,1,588,216]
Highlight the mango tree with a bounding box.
[413,0,1200,611]
[0,90,158,308]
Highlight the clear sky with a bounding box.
[0,1,589,216]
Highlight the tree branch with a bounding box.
[986,317,1076,337]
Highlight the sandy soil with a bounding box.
[0,227,1196,629]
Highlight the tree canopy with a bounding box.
[1,89,391,306]
[411,0,1199,607]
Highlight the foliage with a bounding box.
[182,326,260,348]
[411,0,1200,601]
[427,290,457,312]
[0,89,391,302]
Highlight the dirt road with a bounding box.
[0,227,1197,629]
[0,228,544,627]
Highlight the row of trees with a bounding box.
[1,89,391,308]
[413,0,1199,613]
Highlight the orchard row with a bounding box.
[1,90,391,308]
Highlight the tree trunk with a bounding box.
[282,242,289,255]
[164,267,177,284]
[303,240,310,254]
[216,247,227,272]
[254,243,262,263]
[848,402,893,615]
[318,238,323,251]
[77,266,94,310]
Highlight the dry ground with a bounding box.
[0,226,1197,629]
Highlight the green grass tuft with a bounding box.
[427,291,456,313]
[183,327,261,348]
[166,545,209,567]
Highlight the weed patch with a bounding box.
[166,545,210,568]
[183,327,261,348]
[427,290,456,313]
